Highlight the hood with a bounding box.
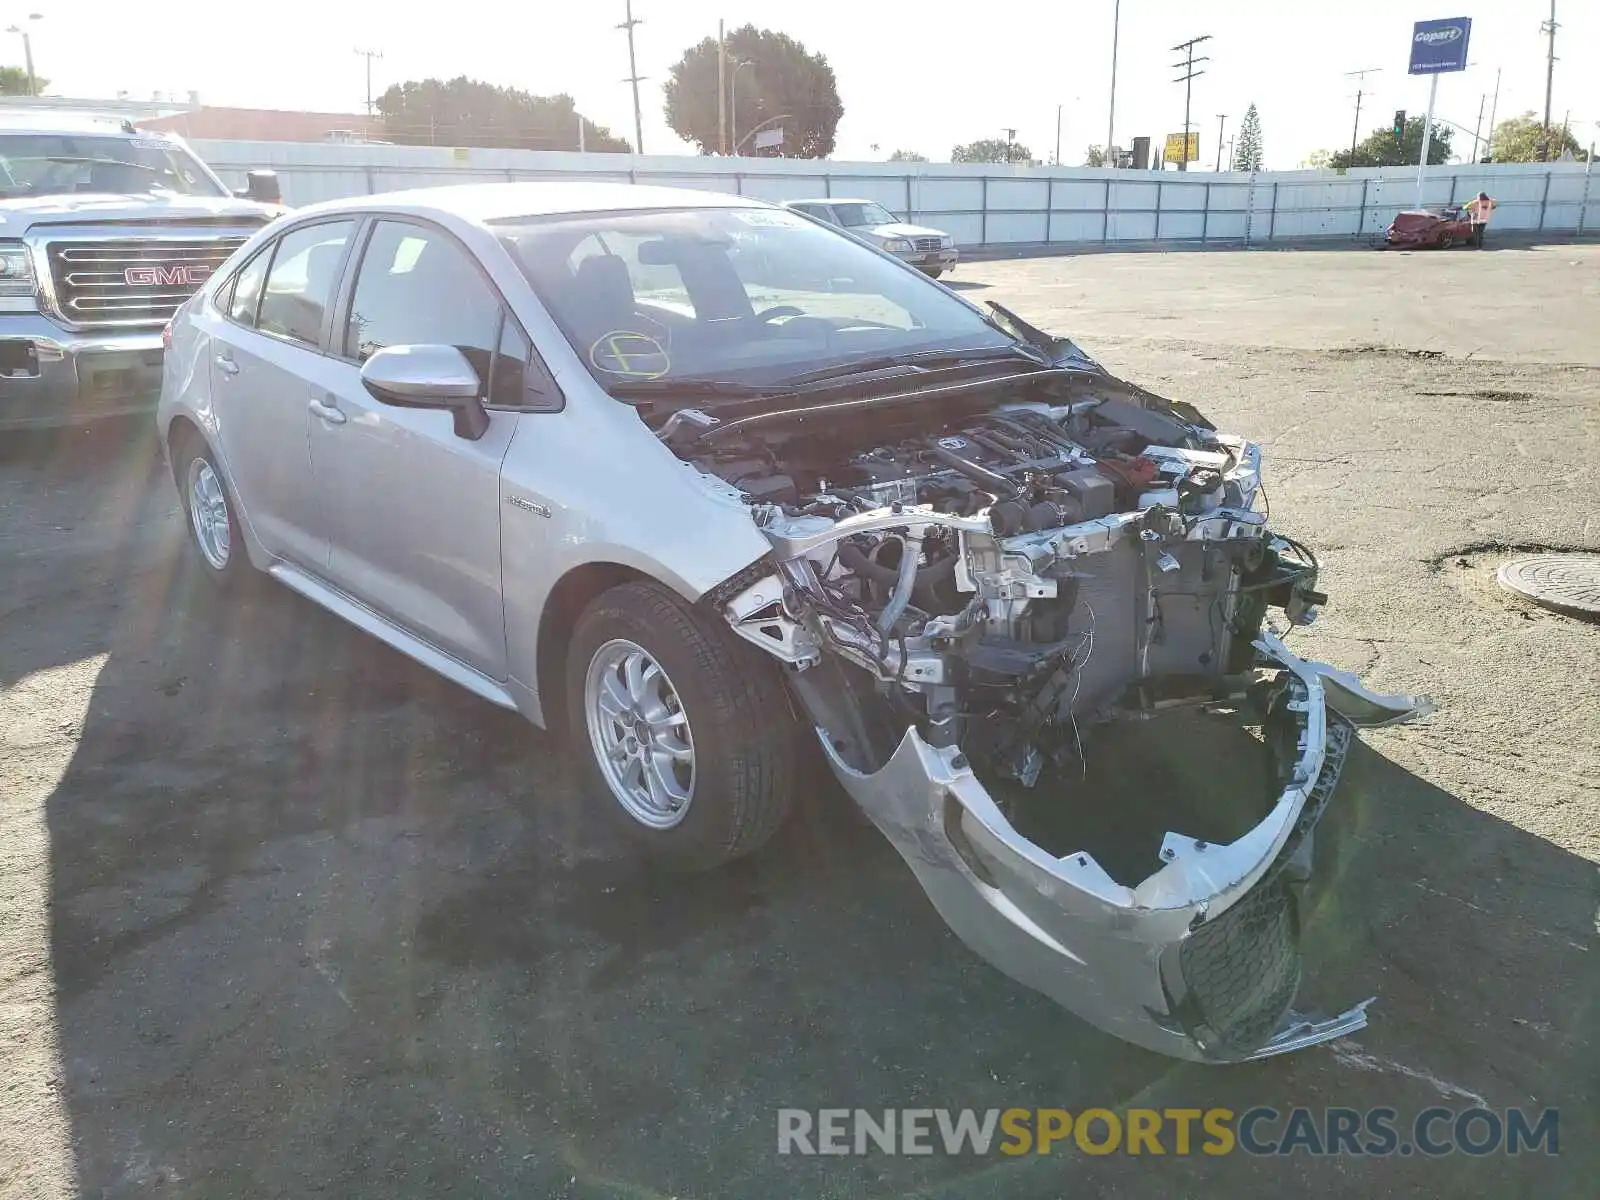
[863,221,949,241]
[0,192,281,231]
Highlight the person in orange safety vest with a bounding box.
[1467,192,1497,248]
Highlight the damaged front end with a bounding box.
[672,362,1430,1063]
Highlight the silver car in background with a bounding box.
[783,197,958,277]
[157,182,1429,1064]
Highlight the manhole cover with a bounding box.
[1496,554,1600,617]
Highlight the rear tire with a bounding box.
[173,431,251,590]
[567,581,797,870]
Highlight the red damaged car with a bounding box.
[1385,207,1477,248]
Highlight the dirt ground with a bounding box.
[2,244,1597,1198]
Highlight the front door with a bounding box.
[207,219,357,571]
[309,218,518,679]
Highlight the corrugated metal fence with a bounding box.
[193,140,1600,249]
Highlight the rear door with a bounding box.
[308,217,523,679]
[208,219,357,570]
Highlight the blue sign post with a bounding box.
[1409,18,1473,205]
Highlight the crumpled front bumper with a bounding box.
[818,632,1431,1063]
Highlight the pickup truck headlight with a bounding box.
[940,234,955,248]
[0,240,38,311]
[882,237,914,253]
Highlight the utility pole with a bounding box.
[618,0,645,154]
[353,47,383,119]
[1344,66,1382,163]
[1055,104,1062,165]
[1105,0,1120,163]
[1484,66,1501,160]
[729,60,745,156]
[1470,93,1486,163]
[5,14,41,97]
[1541,1,1557,129]
[1214,113,1226,171]
[1002,127,1017,164]
[717,20,728,155]
[1170,34,1211,172]
[1540,1,1559,160]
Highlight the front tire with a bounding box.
[174,432,250,589]
[567,581,796,870]
[923,267,945,279]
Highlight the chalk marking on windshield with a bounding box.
[589,330,671,379]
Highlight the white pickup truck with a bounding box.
[0,111,282,431]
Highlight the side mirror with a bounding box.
[359,345,490,440]
[235,169,282,205]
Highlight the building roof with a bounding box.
[136,107,383,143]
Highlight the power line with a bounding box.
[1344,66,1382,163]
[617,0,645,154]
[1170,34,1211,172]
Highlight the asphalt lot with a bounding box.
[3,244,1597,1198]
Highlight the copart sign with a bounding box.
[1408,17,1472,75]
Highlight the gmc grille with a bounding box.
[48,237,247,327]
[912,236,943,252]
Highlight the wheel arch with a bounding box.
[163,414,205,485]
[535,561,656,733]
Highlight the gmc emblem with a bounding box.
[124,263,211,287]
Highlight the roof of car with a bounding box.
[785,198,877,206]
[298,181,771,224]
[0,109,144,136]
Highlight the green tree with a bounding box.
[376,78,630,152]
[952,137,1032,164]
[1329,116,1453,169]
[1487,111,1589,162]
[1083,144,1107,167]
[664,25,842,157]
[1231,104,1264,171]
[0,66,46,96]
[1302,148,1334,170]
[888,149,928,162]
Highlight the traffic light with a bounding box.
[1392,110,1406,139]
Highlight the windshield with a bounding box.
[832,202,897,228]
[0,134,226,200]
[500,206,1011,393]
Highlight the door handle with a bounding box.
[308,398,347,425]
[214,354,239,376]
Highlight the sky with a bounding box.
[19,1,1600,167]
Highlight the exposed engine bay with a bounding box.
[682,379,1325,791]
[654,362,1430,1063]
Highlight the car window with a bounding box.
[0,132,227,199]
[346,221,503,387]
[568,232,696,320]
[833,202,897,228]
[502,206,1010,392]
[490,318,530,408]
[226,248,271,327]
[256,221,354,348]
